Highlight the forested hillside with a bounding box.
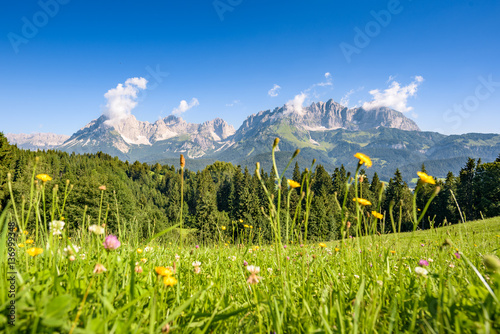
[1,132,499,244]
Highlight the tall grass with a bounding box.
[1,140,500,333]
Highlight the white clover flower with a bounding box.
[63,244,80,255]
[89,224,104,235]
[192,261,201,267]
[246,265,260,274]
[80,253,86,260]
[144,246,153,252]
[175,254,180,261]
[267,268,273,274]
[49,220,65,235]
[415,266,428,276]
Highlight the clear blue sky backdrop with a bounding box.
[1,0,499,135]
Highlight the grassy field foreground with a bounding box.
[1,212,500,333]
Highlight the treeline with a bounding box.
[0,133,499,243]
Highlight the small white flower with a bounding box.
[63,244,80,255]
[246,265,260,274]
[49,220,65,235]
[267,268,273,274]
[376,280,383,286]
[80,253,86,260]
[427,258,434,262]
[228,256,236,261]
[175,254,180,261]
[89,224,104,235]
[192,261,201,267]
[415,266,428,276]
[354,275,360,279]
[449,263,455,268]
[69,255,76,261]
[144,246,152,252]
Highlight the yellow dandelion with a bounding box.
[27,247,43,257]
[417,171,436,185]
[221,226,226,231]
[23,230,29,235]
[26,239,34,244]
[287,179,301,189]
[36,174,52,182]
[335,247,340,252]
[239,219,243,223]
[250,226,253,229]
[163,276,178,287]
[371,211,384,219]
[353,198,372,206]
[354,153,372,168]
[137,248,143,254]
[155,266,173,277]
[390,250,396,254]
[18,243,24,248]
[319,243,327,248]
[244,224,249,228]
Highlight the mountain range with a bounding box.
[6,100,500,183]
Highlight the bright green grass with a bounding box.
[1,215,500,333]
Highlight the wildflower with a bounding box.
[244,224,249,228]
[99,185,107,191]
[175,254,180,261]
[371,211,383,219]
[335,247,340,252]
[267,268,273,274]
[250,226,253,229]
[69,255,76,261]
[80,253,86,260]
[354,275,360,279]
[390,250,396,254]
[103,235,121,250]
[354,153,372,168]
[483,255,500,272]
[27,247,43,257]
[454,252,461,259]
[140,258,147,263]
[419,259,429,266]
[246,265,261,284]
[239,219,243,223]
[243,260,248,266]
[195,245,199,249]
[417,171,435,185]
[287,179,300,189]
[49,220,65,235]
[221,226,226,230]
[137,248,143,254]
[18,243,24,248]
[193,261,201,274]
[300,244,304,248]
[144,246,153,252]
[283,245,287,249]
[163,276,178,287]
[23,230,29,235]
[353,198,372,206]
[93,263,107,274]
[229,256,236,261]
[377,280,383,286]
[89,224,105,235]
[36,174,52,182]
[420,244,425,247]
[449,263,455,268]
[415,267,428,276]
[155,266,173,277]
[63,244,80,255]
[135,265,143,273]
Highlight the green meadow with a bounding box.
[1,140,500,333]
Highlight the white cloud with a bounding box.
[340,89,355,107]
[226,100,241,107]
[103,77,148,127]
[268,84,281,97]
[285,92,307,115]
[362,76,424,112]
[172,98,199,116]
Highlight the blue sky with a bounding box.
[1,0,499,135]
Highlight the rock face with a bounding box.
[6,133,70,150]
[58,114,236,159]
